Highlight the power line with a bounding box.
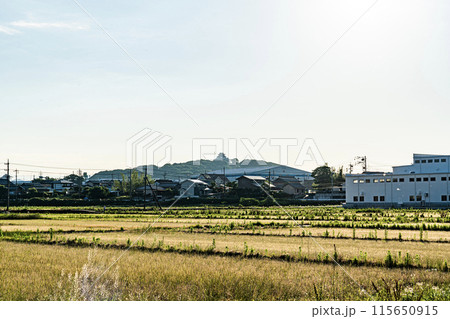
[10,162,109,171]
[16,169,73,175]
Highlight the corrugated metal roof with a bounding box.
[208,165,310,177]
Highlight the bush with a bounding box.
[87,186,110,200]
[385,251,395,268]
[239,198,260,206]
[260,197,275,206]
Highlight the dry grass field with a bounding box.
[0,206,449,300]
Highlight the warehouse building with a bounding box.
[345,154,450,208]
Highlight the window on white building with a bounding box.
[380,196,385,202]
[359,196,364,202]
[441,195,448,202]
[373,196,379,202]
[409,195,415,202]
[353,196,358,202]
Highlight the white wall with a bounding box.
[393,154,450,175]
[346,173,450,207]
[179,181,196,197]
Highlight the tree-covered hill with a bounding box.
[89,155,279,181]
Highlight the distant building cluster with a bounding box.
[0,177,117,197]
[10,154,449,208]
[176,165,316,199]
[0,163,320,201]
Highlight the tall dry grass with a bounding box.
[0,241,448,301]
[50,248,122,301]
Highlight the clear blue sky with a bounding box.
[1,0,449,179]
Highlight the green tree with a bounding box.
[27,187,40,198]
[311,165,333,192]
[333,166,345,186]
[312,165,346,191]
[0,185,7,199]
[113,170,149,195]
[87,186,110,200]
[64,174,85,187]
[227,181,238,190]
[32,176,57,183]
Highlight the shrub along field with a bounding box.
[0,205,449,300]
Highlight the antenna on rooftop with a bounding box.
[355,156,367,172]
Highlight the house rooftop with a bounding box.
[237,175,266,181]
[183,179,209,185]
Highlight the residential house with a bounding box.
[179,179,211,197]
[154,179,180,190]
[236,176,267,190]
[49,180,75,193]
[135,185,167,200]
[21,182,51,194]
[85,180,115,191]
[0,175,25,196]
[272,176,305,196]
[197,174,230,187]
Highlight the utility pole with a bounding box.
[5,159,10,211]
[15,169,18,202]
[355,156,367,173]
[145,174,161,210]
[129,168,133,200]
[143,166,147,210]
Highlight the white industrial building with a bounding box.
[206,165,311,182]
[345,154,450,208]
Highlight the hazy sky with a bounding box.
[1,0,449,179]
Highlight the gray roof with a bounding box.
[208,165,310,177]
[237,175,266,181]
[182,179,209,185]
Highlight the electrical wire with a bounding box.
[10,162,111,171]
